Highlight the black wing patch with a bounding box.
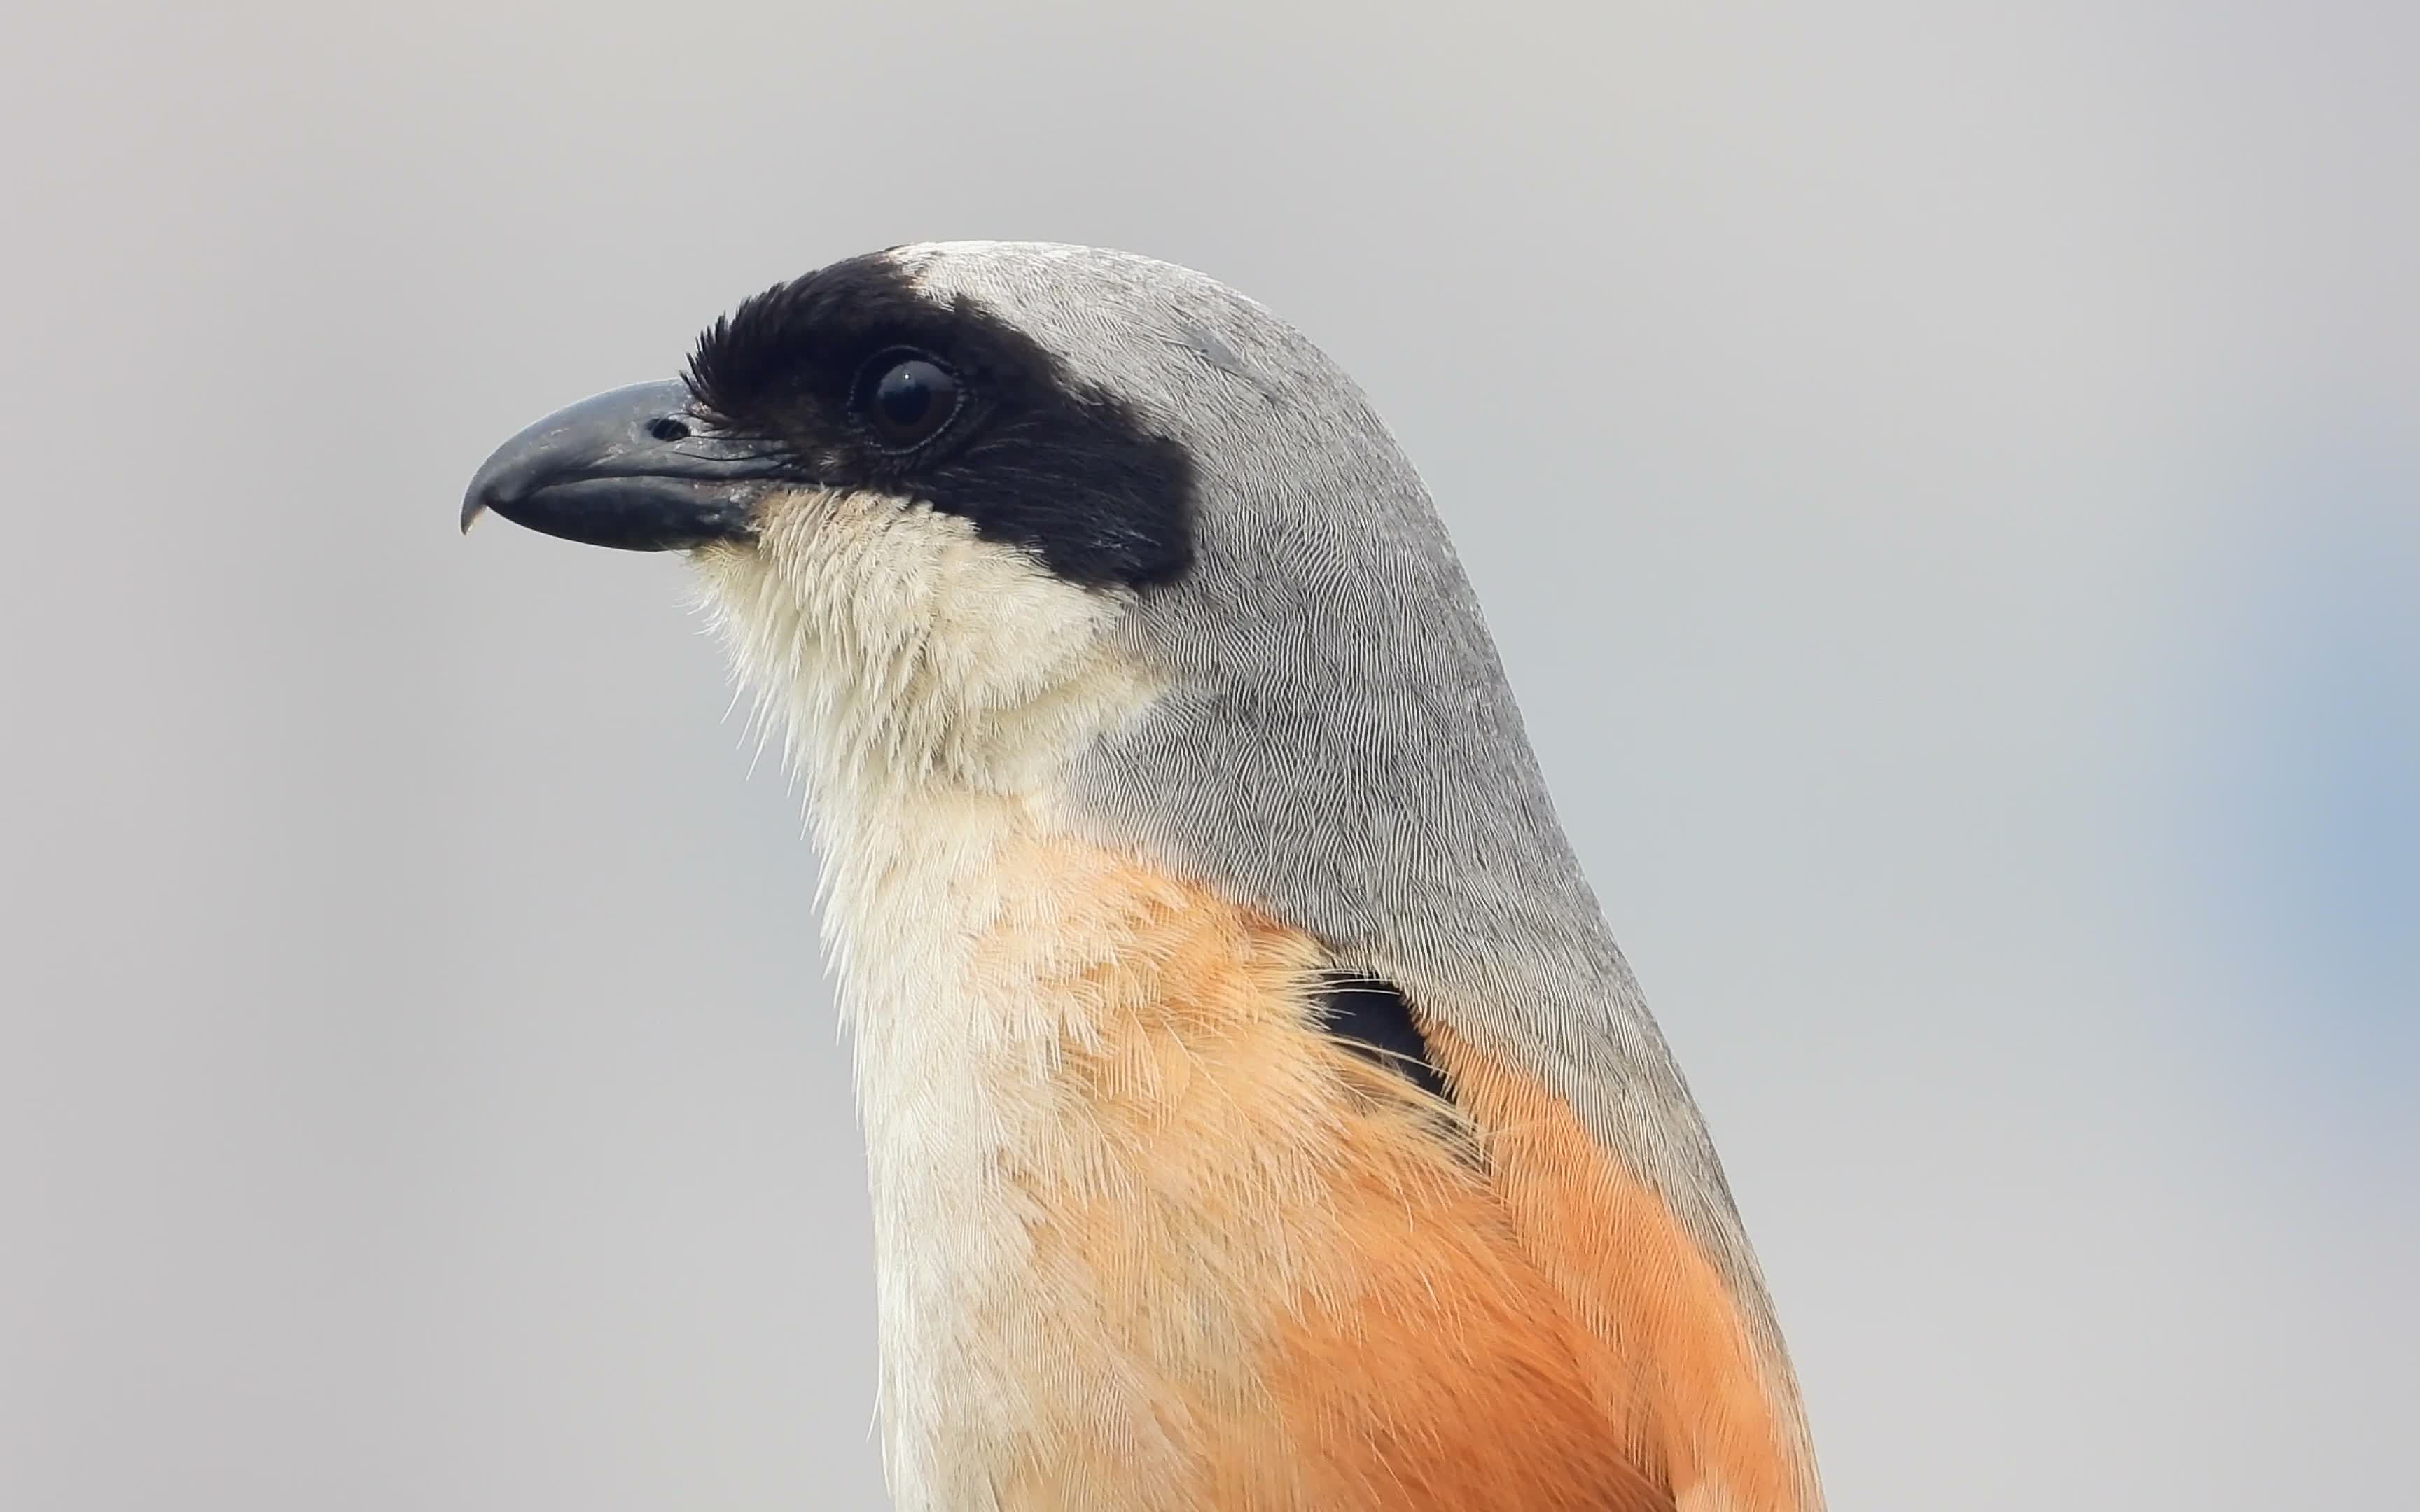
[1319,974,1449,1101]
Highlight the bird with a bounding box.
[462,241,1823,1512]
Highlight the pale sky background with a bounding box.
[4,3,2413,1508]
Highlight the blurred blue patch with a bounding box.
[2178,451,2417,1119]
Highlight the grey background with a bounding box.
[4,3,2413,1508]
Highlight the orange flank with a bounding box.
[1426,1025,1816,1512]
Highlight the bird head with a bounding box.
[469,244,1486,801]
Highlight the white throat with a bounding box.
[690,492,1164,1508]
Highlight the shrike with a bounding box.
[464,241,1821,1512]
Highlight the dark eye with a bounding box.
[860,353,962,450]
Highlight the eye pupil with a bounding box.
[877,369,931,425]
[866,356,959,447]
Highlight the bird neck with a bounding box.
[805,776,1325,1507]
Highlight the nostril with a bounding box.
[648,416,692,442]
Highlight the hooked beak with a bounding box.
[461,380,791,552]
